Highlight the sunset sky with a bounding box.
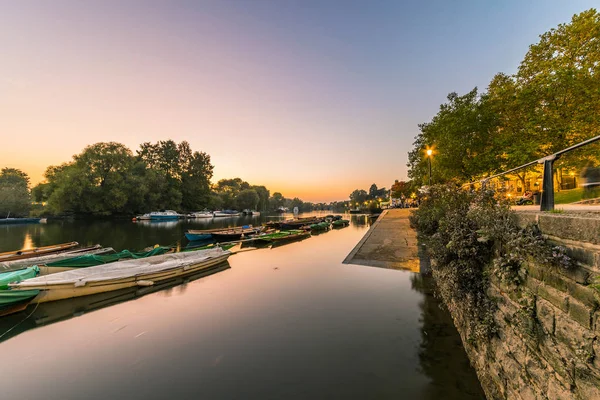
[1,1,596,202]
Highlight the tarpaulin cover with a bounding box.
[0,266,40,290]
[44,247,171,268]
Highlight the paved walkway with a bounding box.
[343,209,423,272]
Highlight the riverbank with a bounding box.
[343,209,422,273]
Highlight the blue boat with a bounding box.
[0,218,42,225]
[148,210,181,220]
[185,232,212,241]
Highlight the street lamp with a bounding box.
[426,149,433,186]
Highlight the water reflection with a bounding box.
[0,214,484,399]
[0,262,231,344]
[411,274,484,399]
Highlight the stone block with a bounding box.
[561,264,593,285]
[538,283,569,313]
[525,352,550,393]
[547,376,573,400]
[539,337,575,385]
[592,340,600,372]
[537,298,556,335]
[544,269,570,293]
[546,239,596,269]
[555,312,594,362]
[574,367,600,400]
[526,261,545,282]
[538,214,600,245]
[566,281,599,309]
[568,298,594,330]
[524,276,541,294]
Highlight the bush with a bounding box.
[411,184,573,341]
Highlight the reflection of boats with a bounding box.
[0,262,231,343]
[0,218,42,225]
[11,248,231,303]
[188,211,213,218]
[134,220,179,228]
[275,207,288,213]
[242,210,260,216]
[213,210,240,217]
[0,242,80,263]
[0,245,113,272]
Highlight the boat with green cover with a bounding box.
[0,267,42,316]
[331,219,350,227]
[309,221,330,231]
[254,230,310,243]
[37,246,172,274]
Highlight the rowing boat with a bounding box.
[10,247,231,303]
[0,246,114,272]
[332,219,350,228]
[254,230,311,243]
[0,242,79,262]
[36,246,172,275]
[186,225,261,241]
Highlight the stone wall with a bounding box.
[440,212,600,400]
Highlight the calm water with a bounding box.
[0,214,484,399]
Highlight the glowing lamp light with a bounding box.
[426,149,433,157]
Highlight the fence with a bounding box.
[470,134,600,211]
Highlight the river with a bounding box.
[0,214,485,399]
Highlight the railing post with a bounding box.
[540,156,558,211]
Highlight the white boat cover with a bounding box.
[12,248,229,288]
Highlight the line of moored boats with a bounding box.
[0,214,350,320]
[133,209,260,221]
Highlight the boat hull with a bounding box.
[21,253,231,303]
[0,218,41,225]
[185,232,212,241]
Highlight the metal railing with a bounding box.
[469,134,600,211]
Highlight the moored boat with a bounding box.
[332,219,350,228]
[186,225,261,242]
[149,210,181,220]
[310,221,331,231]
[189,211,213,218]
[211,225,263,241]
[0,245,114,272]
[0,218,42,225]
[254,230,310,243]
[10,247,231,303]
[0,242,80,263]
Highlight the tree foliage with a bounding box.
[408,9,600,185]
[0,168,31,217]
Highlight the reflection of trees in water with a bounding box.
[410,274,485,400]
[349,215,368,226]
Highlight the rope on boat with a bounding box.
[0,301,40,340]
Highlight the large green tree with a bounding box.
[0,168,31,217]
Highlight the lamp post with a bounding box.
[426,149,433,186]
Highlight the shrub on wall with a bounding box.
[410,184,573,341]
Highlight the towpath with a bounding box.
[343,208,423,272]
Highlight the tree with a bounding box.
[181,151,214,211]
[251,185,270,211]
[349,189,368,205]
[408,88,500,185]
[269,192,286,210]
[235,189,259,210]
[0,168,31,217]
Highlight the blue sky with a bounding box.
[1,0,597,201]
